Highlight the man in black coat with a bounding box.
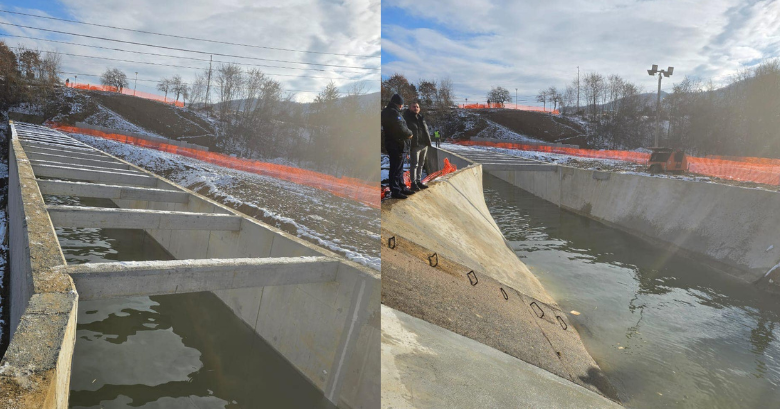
[403,101,432,191]
[381,94,414,199]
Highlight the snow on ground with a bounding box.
[70,133,380,270]
[82,103,162,138]
[454,109,539,143]
[442,142,724,185]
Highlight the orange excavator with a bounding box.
[647,148,687,174]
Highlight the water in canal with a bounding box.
[483,174,780,409]
[45,195,335,409]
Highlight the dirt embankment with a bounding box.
[85,92,215,142]
[478,110,587,145]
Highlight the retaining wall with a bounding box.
[112,166,380,408]
[433,147,780,283]
[0,129,78,408]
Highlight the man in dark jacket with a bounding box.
[381,94,414,199]
[403,101,432,191]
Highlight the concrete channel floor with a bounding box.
[382,305,623,409]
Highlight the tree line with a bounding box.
[381,73,454,127]
[0,42,61,115]
[532,60,780,156]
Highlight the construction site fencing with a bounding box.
[380,158,458,200]
[455,139,780,186]
[461,103,560,114]
[455,140,650,163]
[50,124,379,208]
[69,83,185,107]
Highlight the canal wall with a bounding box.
[431,147,780,284]
[112,165,380,408]
[381,164,620,405]
[1,129,78,408]
[3,121,379,409]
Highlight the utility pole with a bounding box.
[205,55,213,112]
[577,66,580,114]
[515,88,518,109]
[647,64,674,147]
[133,72,138,96]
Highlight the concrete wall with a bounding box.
[383,162,555,306]
[433,147,780,283]
[1,126,79,408]
[111,170,380,408]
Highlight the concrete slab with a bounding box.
[37,180,190,203]
[64,257,340,299]
[381,306,623,409]
[26,151,131,170]
[32,163,158,187]
[46,205,242,230]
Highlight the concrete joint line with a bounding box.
[326,277,367,403]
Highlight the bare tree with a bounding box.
[487,86,512,106]
[536,89,548,111]
[417,79,437,107]
[216,63,244,120]
[171,75,186,102]
[156,78,172,100]
[100,68,128,92]
[381,73,418,107]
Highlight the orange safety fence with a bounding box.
[462,103,560,114]
[455,139,780,186]
[706,155,780,167]
[69,82,185,107]
[380,158,458,200]
[455,140,650,163]
[49,124,380,208]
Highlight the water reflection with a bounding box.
[44,194,334,409]
[484,174,780,409]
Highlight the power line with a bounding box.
[1,33,372,76]
[0,9,379,59]
[10,46,346,80]
[0,22,380,70]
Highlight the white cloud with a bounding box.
[2,0,380,102]
[382,0,780,104]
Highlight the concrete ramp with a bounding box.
[382,164,554,305]
[381,166,621,406]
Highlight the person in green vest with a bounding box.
[433,129,441,148]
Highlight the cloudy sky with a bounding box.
[382,0,780,106]
[2,0,380,102]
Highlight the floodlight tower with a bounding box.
[647,64,674,147]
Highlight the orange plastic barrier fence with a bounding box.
[380,158,457,200]
[455,140,650,163]
[462,103,559,114]
[69,83,185,107]
[456,140,780,186]
[688,157,780,186]
[706,155,780,166]
[50,124,379,208]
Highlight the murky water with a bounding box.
[483,174,780,409]
[45,195,335,409]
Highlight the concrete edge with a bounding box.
[1,123,78,409]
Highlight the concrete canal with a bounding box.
[483,173,780,409]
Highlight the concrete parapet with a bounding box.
[0,123,78,408]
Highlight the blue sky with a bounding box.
[382,0,780,106]
[0,0,380,101]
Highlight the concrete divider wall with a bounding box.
[432,147,780,283]
[1,130,79,408]
[112,174,380,408]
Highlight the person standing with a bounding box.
[403,101,432,191]
[434,129,441,148]
[382,94,414,199]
